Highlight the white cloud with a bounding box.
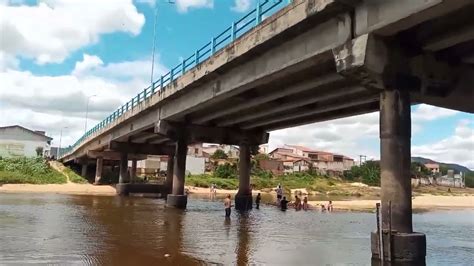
[0,0,145,64]
[72,53,168,82]
[175,0,213,13]
[412,104,458,122]
[269,112,380,160]
[412,119,474,169]
[231,0,252,13]
[0,54,168,146]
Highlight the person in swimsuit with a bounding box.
[302,196,309,211]
[224,194,232,217]
[280,196,289,211]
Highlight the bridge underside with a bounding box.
[61,1,473,263]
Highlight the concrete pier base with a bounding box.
[116,183,129,196]
[167,194,188,209]
[371,232,426,264]
[235,194,253,211]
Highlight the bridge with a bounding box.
[60,0,474,263]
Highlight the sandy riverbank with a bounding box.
[308,195,474,212]
[0,183,116,196]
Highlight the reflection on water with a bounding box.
[0,193,472,265]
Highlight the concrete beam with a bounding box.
[218,86,367,127]
[160,14,352,121]
[242,95,378,129]
[119,152,128,184]
[155,120,269,145]
[109,141,175,156]
[193,73,344,124]
[423,23,474,51]
[355,0,471,36]
[87,150,147,161]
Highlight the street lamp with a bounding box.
[150,0,175,86]
[84,94,97,134]
[58,126,68,158]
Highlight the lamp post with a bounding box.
[58,126,68,158]
[150,1,175,87]
[84,94,97,134]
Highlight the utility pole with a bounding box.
[84,94,97,134]
[150,1,175,87]
[58,126,68,158]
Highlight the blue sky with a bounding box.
[0,0,472,168]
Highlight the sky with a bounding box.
[0,0,473,169]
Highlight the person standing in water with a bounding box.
[224,194,232,217]
[302,196,309,211]
[276,184,283,205]
[327,200,333,212]
[280,196,289,211]
[294,195,302,210]
[255,193,261,209]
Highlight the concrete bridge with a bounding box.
[60,0,474,263]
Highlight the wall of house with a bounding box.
[0,127,51,157]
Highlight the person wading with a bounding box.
[255,193,261,209]
[224,194,233,217]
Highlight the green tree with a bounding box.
[465,171,474,188]
[214,163,237,179]
[211,149,228,160]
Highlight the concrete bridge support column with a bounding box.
[167,137,188,209]
[371,89,426,264]
[235,142,252,211]
[163,155,174,198]
[117,152,129,195]
[81,163,88,177]
[94,157,103,185]
[130,159,137,183]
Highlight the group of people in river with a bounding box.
[223,184,334,216]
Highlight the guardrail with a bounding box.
[60,0,291,158]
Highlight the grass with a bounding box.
[63,167,89,184]
[0,157,67,184]
[185,172,344,193]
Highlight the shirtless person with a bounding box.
[224,194,232,217]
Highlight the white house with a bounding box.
[0,125,52,158]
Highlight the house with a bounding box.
[135,153,206,177]
[203,144,240,158]
[0,125,52,158]
[424,163,440,174]
[265,144,354,175]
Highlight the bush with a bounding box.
[214,163,237,179]
[0,157,66,184]
[210,149,228,160]
[465,172,474,188]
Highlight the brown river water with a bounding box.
[0,193,472,265]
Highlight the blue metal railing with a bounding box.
[60,0,291,158]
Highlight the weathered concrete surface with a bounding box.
[371,232,426,264]
[380,89,412,233]
[81,163,87,178]
[94,157,103,184]
[115,183,164,196]
[172,136,187,196]
[235,143,252,211]
[118,153,128,184]
[164,155,174,198]
[166,194,188,209]
[130,159,137,183]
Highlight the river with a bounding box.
[0,193,472,265]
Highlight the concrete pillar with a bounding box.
[94,157,103,184]
[130,159,137,183]
[119,152,128,184]
[81,163,88,177]
[235,142,253,211]
[164,155,174,197]
[167,137,187,209]
[371,89,426,263]
[117,153,130,196]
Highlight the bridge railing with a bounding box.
[60,0,291,159]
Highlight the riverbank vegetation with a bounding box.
[0,157,67,184]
